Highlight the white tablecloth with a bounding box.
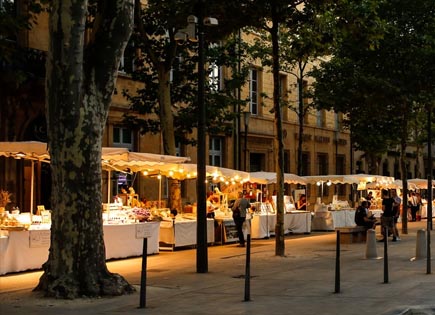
[159,218,215,248]
[250,211,311,239]
[311,209,356,231]
[0,222,160,275]
[420,205,435,218]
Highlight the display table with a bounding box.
[311,209,356,231]
[370,209,383,218]
[159,218,215,249]
[250,211,311,239]
[0,221,160,275]
[420,204,435,218]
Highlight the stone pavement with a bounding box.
[1,220,435,315]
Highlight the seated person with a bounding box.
[355,200,377,229]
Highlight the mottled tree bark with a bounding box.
[35,0,135,298]
[270,3,285,257]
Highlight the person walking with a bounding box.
[232,192,250,247]
[391,189,401,240]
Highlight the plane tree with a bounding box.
[35,0,135,298]
[312,0,435,233]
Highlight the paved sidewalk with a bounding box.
[1,221,435,315]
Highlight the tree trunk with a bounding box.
[297,71,304,177]
[270,6,285,256]
[35,0,135,298]
[400,117,409,234]
[156,65,181,211]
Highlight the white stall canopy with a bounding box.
[135,163,249,183]
[249,171,307,185]
[304,174,394,189]
[0,141,50,162]
[408,178,435,190]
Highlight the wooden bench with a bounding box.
[335,226,368,244]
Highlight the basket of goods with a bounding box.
[131,207,151,222]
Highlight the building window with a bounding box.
[383,160,390,177]
[284,150,290,173]
[113,127,133,150]
[280,74,288,121]
[336,155,346,196]
[301,152,310,176]
[209,137,222,167]
[119,41,136,74]
[209,62,223,92]
[249,68,258,115]
[317,153,329,175]
[175,141,181,157]
[250,153,265,172]
[316,109,326,128]
[334,112,344,131]
[317,153,329,196]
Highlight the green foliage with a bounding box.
[0,0,49,87]
[123,0,251,146]
[312,0,435,159]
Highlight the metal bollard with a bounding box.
[335,230,340,293]
[139,238,148,308]
[383,227,389,284]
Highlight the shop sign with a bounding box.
[29,230,51,248]
[135,223,153,239]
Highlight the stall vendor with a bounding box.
[114,195,123,207]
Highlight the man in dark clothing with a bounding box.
[355,200,377,229]
[232,192,250,247]
[380,189,399,242]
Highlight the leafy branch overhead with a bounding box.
[123,0,251,147]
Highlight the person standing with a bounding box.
[380,189,399,242]
[296,194,307,210]
[366,191,374,208]
[391,189,401,240]
[232,192,250,247]
[408,191,419,221]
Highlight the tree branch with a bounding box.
[86,0,134,105]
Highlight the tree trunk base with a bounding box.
[34,268,135,299]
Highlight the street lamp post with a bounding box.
[427,104,432,274]
[243,111,251,172]
[196,3,208,273]
[174,5,218,274]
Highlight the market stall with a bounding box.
[0,221,160,275]
[159,217,215,249]
[305,174,394,230]
[243,172,309,237]
[250,211,311,238]
[311,206,356,231]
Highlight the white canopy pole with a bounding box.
[30,160,34,222]
[158,173,162,209]
[107,170,111,203]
